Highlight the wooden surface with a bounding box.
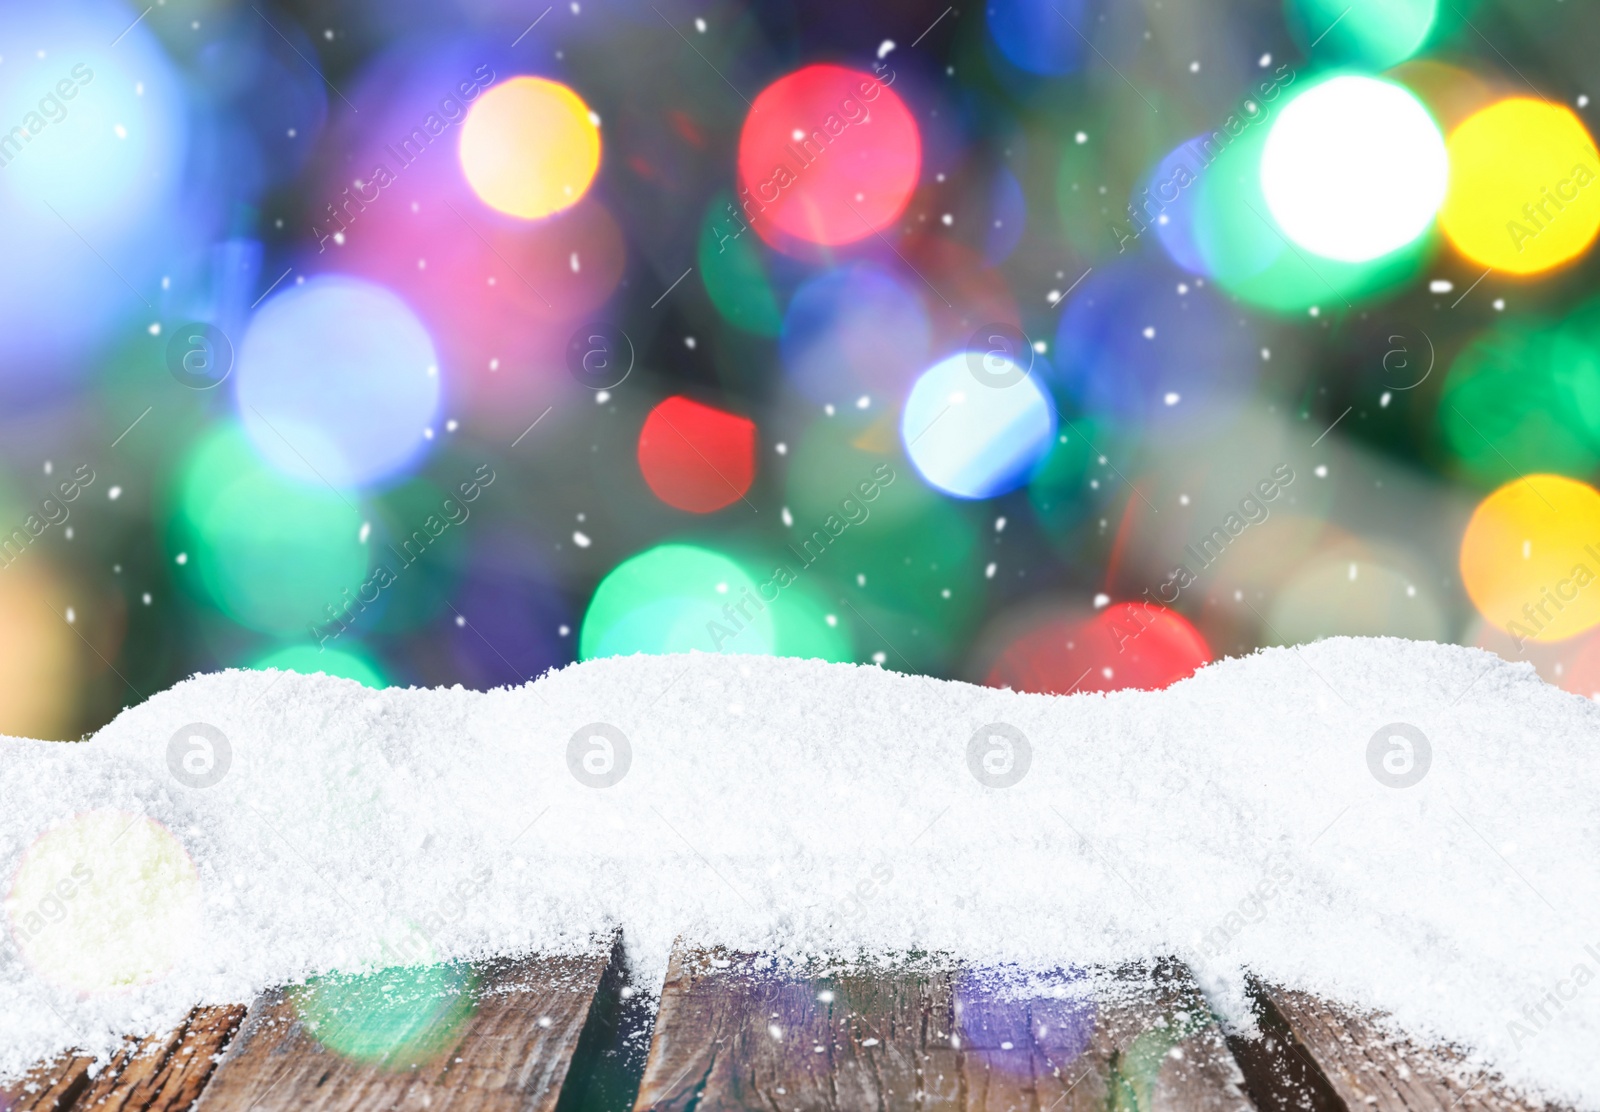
[632,945,1254,1112]
[1,1006,242,1112]
[190,945,615,1112]
[1,1051,95,1112]
[5,956,1580,1112]
[1259,984,1551,1112]
[76,1006,245,1112]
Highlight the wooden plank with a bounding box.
[1224,985,1343,1112]
[73,1005,246,1112]
[193,944,615,1112]
[1259,983,1556,1112]
[633,944,1253,1112]
[0,1051,94,1112]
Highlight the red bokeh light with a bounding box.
[637,396,757,513]
[736,64,921,250]
[987,602,1213,695]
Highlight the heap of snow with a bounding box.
[1,638,1597,1106]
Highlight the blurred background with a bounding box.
[5,0,1600,741]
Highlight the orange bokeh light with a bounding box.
[1460,474,1600,644]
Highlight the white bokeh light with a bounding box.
[1261,75,1447,263]
[900,353,1056,500]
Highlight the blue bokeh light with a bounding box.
[236,275,442,489]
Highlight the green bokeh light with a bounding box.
[249,644,388,688]
[1439,316,1600,487]
[173,425,367,636]
[767,579,852,663]
[698,189,782,336]
[581,543,774,658]
[1190,92,1433,312]
[1286,0,1436,70]
[291,963,478,1069]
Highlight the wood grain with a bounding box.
[0,1051,94,1112]
[73,1005,246,1112]
[633,945,1253,1112]
[192,945,615,1112]
[1259,984,1557,1112]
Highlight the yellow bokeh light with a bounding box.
[1440,98,1600,275]
[1460,474,1600,644]
[458,76,599,220]
[5,811,201,993]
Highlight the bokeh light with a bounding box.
[0,560,79,740]
[902,353,1056,500]
[458,76,600,220]
[985,0,1086,75]
[1286,0,1437,69]
[767,580,853,663]
[1190,112,1432,310]
[1460,475,1600,644]
[737,65,920,249]
[1440,98,1600,275]
[637,397,757,513]
[5,811,201,993]
[985,603,1212,695]
[1145,139,1210,275]
[12,0,1600,779]
[781,264,930,406]
[1438,317,1600,486]
[0,0,196,378]
[237,276,441,488]
[581,544,773,658]
[173,425,369,636]
[293,963,478,1067]
[1261,75,1447,263]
